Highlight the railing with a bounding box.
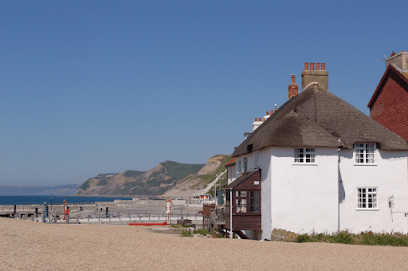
[0,204,94,213]
[72,211,202,223]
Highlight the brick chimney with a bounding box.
[386,51,408,70]
[288,74,299,99]
[301,62,329,91]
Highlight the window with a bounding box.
[235,191,247,213]
[357,188,377,209]
[235,190,260,214]
[243,158,248,172]
[249,191,260,213]
[237,159,242,173]
[254,151,258,166]
[294,148,315,163]
[354,143,375,164]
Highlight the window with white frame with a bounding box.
[254,151,258,166]
[243,158,248,172]
[354,143,375,164]
[357,187,378,209]
[294,148,315,163]
[237,159,242,173]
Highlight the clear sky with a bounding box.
[1,1,408,186]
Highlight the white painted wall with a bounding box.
[234,145,408,239]
[256,148,273,240]
[339,149,408,233]
[226,165,236,185]
[269,147,339,236]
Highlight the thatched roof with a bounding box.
[232,84,408,157]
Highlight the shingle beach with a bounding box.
[1,218,407,270]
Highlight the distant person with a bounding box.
[49,215,53,224]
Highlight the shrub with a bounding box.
[181,230,192,237]
[329,231,354,244]
[297,234,310,243]
[287,229,408,247]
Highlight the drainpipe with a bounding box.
[338,155,341,232]
[338,180,341,232]
[230,189,233,239]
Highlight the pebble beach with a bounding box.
[1,218,408,270]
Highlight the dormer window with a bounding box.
[354,143,375,164]
[294,148,315,164]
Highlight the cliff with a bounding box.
[76,161,205,196]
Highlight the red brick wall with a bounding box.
[370,72,408,141]
[202,204,214,217]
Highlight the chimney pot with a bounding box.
[310,62,315,70]
[270,110,273,115]
[304,62,309,70]
[266,111,269,115]
[254,118,257,121]
[321,63,325,70]
[316,63,320,70]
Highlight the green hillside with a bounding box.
[161,161,205,180]
[123,170,146,178]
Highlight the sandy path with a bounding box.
[1,218,408,270]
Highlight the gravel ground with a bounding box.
[1,218,408,270]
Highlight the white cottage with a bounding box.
[225,62,408,240]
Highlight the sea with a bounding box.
[0,195,133,205]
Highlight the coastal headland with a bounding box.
[1,218,408,270]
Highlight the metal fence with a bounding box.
[72,210,202,223]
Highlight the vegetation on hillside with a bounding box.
[161,161,205,180]
[97,179,108,186]
[123,170,146,178]
[77,155,227,196]
[78,179,91,191]
[190,155,230,196]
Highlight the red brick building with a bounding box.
[368,51,408,141]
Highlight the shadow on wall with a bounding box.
[338,160,345,204]
[379,149,407,160]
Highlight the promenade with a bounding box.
[1,218,408,270]
[0,198,205,225]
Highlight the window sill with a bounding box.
[292,163,318,166]
[354,164,377,166]
[356,208,379,211]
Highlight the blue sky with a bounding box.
[1,1,407,186]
